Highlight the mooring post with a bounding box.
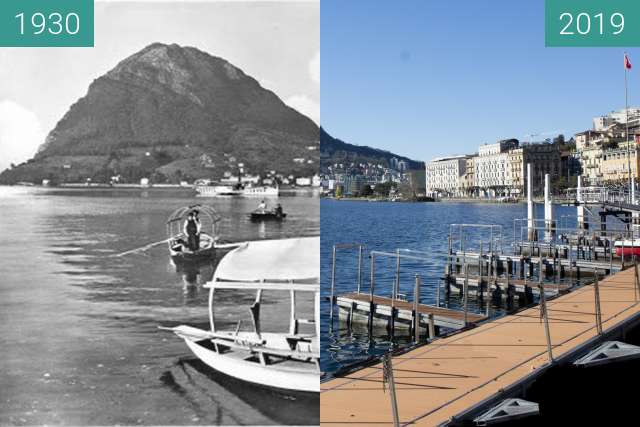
[594,269,603,335]
[544,173,554,233]
[413,274,421,343]
[527,163,536,241]
[330,246,337,328]
[427,313,435,340]
[577,175,585,230]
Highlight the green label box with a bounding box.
[546,0,640,47]
[0,0,93,47]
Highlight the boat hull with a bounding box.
[250,212,287,221]
[183,338,319,393]
[615,245,640,257]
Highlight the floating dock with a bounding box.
[337,293,486,331]
[321,266,640,426]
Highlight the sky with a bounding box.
[321,0,640,162]
[0,0,319,172]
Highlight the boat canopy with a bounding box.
[207,237,319,285]
[166,204,221,224]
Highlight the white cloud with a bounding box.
[285,95,319,125]
[309,51,320,84]
[0,101,45,172]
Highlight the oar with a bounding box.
[111,238,172,257]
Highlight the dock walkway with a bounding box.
[321,267,640,426]
[337,293,486,330]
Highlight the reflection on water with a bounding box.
[0,186,318,426]
[175,261,216,304]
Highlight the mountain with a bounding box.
[320,127,423,171]
[0,43,319,184]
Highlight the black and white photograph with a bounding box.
[0,0,320,425]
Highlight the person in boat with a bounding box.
[258,200,267,212]
[275,203,283,218]
[183,211,201,251]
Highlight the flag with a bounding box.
[625,53,632,70]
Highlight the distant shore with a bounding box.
[323,196,565,204]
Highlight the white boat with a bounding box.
[161,237,320,393]
[195,183,242,197]
[195,182,279,197]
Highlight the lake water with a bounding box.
[320,199,585,377]
[0,186,319,426]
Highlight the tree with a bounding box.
[360,184,373,197]
[553,134,565,145]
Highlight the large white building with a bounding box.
[425,155,467,196]
[474,140,519,194]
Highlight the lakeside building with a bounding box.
[508,142,562,195]
[593,108,640,131]
[601,140,640,183]
[426,139,561,198]
[424,155,468,197]
[474,139,518,197]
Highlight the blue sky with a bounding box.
[321,0,639,161]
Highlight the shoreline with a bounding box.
[323,196,566,204]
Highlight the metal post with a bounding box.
[463,264,469,326]
[369,253,376,333]
[330,246,337,328]
[357,245,363,293]
[394,250,401,302]
[479,242,484,298]
[413,274,421,343]
[594,269,603,335]
[427,313,435,340]
[635,259,640,302]
[382,353,400,427]
[538,268,554,363]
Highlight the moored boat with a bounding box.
[614,239,640,257]
[161,237,320,393]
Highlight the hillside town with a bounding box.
[425,107,640,199]
[320,157,426,199]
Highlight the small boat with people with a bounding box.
[166,204,222,264]
[250,201,287,221]
[161,236,320,393]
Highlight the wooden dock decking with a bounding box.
[337,293,486,330]
[321,267,640,426]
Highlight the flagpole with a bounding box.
[626,52,632,204]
